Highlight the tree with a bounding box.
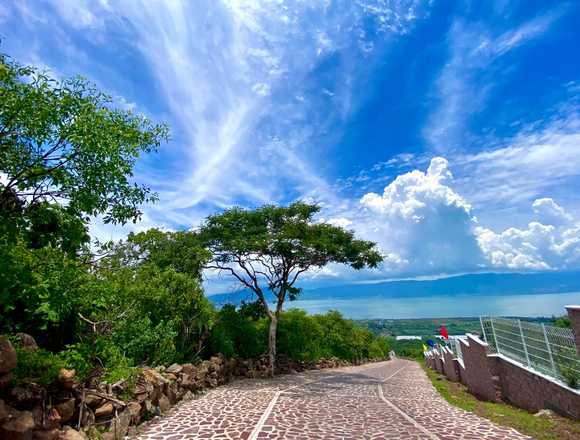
[198,202,383,374]
[0,52,169,227]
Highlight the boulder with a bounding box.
[15,334,38,352]
[58,426,87,440]
[94,402,113,419]
[40,408,61,431]
[0,411,35,440]
[0,336,17,374]
[55,399,75,423]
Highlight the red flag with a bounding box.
[439,325,449,340]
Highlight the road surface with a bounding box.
[135,358,531,439]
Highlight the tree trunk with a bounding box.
[268,315,278,377]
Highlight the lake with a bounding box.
[284,291,580,319]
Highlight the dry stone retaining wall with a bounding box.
[0,334,375,439]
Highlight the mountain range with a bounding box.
[209,271,580,306]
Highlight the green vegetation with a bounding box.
[359,316,555,338]
[423,363,580,440]
[0,51,386,387]
[198,202,382,374]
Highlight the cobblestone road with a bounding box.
[135,358,532,439]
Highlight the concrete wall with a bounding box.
[441,347,460,382]
[426,332,580,420]
[566,305,580,356]
[458,335,499,402]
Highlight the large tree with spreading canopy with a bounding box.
[198,202,383,374]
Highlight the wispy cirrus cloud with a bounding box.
[424,8,565,152]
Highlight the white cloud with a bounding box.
[359,157,485,274]
[476,198,580,270]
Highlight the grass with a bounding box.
[422,363,580,440]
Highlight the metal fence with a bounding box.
[480,316,580,385]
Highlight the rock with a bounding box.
[156,394,171,413]
[141,400,153,415]
[79,407,94,428]
[0,336,17,374]
[11,385,44,405]
[181,391,194,401]
[0,399,17,422]
[15,334,38,352]
[165,363,182,374]
[165,383,179,404]
[32,429,60,440]
[58,426,87,440]
[534,409,556,418]
[101,409,131,440]
[94,402,113,419]
[180,363,195,376]
[83,394,102,409]
[55,399,75,423]
[164,373,177,381]
[57,370,76,390]
[126,402,141,424]
[0,411,35,440]
[142,368,169,386]
[43,408,61,431]
[0,372,14,389]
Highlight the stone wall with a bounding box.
[0,335,371,439]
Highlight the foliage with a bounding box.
[209,306,390,363]
[198,202,383,371]
[553,316,572,329]
[12,346,69,386]
[209,304,267,359]
[391,339,425,360]
[0,52,169,226]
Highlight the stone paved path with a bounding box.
[134,358,532,439]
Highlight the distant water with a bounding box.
[284,292,580,319]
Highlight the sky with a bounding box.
[1,0,580,292]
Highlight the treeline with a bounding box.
[4,229,390,385]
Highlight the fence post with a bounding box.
[541,323,557,375]
[480,316,488,344]
[517,319,531,367]
[489,317,500,353]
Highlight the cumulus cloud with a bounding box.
[476,198,580,270]
[359,157,485,274]
[323,158,580,278]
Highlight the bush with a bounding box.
[277,309,324,362]
[13,347,68,386]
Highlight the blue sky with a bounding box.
[2,1,580,291]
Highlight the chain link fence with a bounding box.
[480,316,579,387]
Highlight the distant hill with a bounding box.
[209,271,580,305]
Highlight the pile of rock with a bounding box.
[1,334,385,439]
